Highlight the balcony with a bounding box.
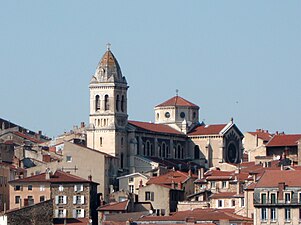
[254,198,301,206]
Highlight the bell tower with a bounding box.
[87,44,128,158]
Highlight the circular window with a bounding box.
[165,112,170,118]
[180,112,185,118]
[227,143,238,163]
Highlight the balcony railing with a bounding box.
[254,198,301,206]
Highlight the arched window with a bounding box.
[194,145,200,159]
[150,144,154,156]
[146,141,150,156]
[121,95,125,112]
[121,137,124,146]
[116,95,120,112]
[158,145,161,157]
[95,95,100,111]
[120,153,124,169]
[181,147,184,159]
[162,143,166,158]
[177,145,181,159]
[104,95,109,111]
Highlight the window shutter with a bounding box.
[55,196,59,205]
[151,192,154,201]
[73,196,77,204]
[81,195,85,205]
[54,209,58,217]
[74,185,77,192]
[80,209,85,218]
[72,209,76,218]
[80,184,83,192]
[63,196,67,204]
[63,209,66,217]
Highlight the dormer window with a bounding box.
[285,192,291,203]
[261,193,267,204]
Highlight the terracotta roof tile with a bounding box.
[128,121,183,135]
[256,170,301,188]
[13,131,43,144]
[266,134,301,147]
[97,200,129,211]
[210,192,239,199]
[248,130,273,142]
[156,96,199,108]
[54,218,90,225]
[188,124,227,136]
[138,208,252,222]
[9,170,97,184]
[147,170,194,186]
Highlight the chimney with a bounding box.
[80,122,85,128]
[45,169,51,180]
[139,179,143,188]
[171,180,175,189]
[188,169,192,177]
[278,182,285,200]
[253,174,257,182]
[198,168,204,179]
[88,175,92,181]
[38,130,42,135]
[178,182,183,190]
[236,181,241,195]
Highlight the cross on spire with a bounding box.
[106,43,111,51]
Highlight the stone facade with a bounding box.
[0,199,53,225]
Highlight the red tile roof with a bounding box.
[248,130,273,142]
[266,134,301,147]
[188,124,227,136]
[128,121,183,135]
[156,96,199,108]
[97,200,129,211]
[256,170,301,188]
[13,131,43,144]
[9,170,97,184]
[138,208,252,222]
[147,170,195,187]
[210,192,239,199]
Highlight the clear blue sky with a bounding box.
[1,1,301,138]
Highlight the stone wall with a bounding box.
[7,199,52,225]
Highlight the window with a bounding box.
[217,200,223,208]
[285,208,291,221]
[211,181,216,188]
[104,95,109,111]
[55,195,67,205]
[59,185,64,192]
[145,191,154,201]
[73,195,84,205]
[58,209,65,218]
[28,196,34,205]
[299,208,301,220]
[270,208,276,221]
[66,156,72,162]
[261,193,267,204]
[299,192,301,203]
[74,184,83,192]
[99,137,103,147]
[129,185,134,193]
[240,198,245,207]
[95,95,100,111]
[165,112,170,118]
[180,112,185,118]
[58,196,64,204]
[222,181,227,189]
[270,193,276,204]
[285,192,291,203]
[116,95,120,111]
[121,95,125,112]
[129,177,134,182]
[15,196,20,204]
[40,185,45,191]
[40,196,45,202]
[261,208,267,221]
[14,185,22,191]
[231,200,236,207]
[73,209,84,218]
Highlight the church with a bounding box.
[86,45,244,174]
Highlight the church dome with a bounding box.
[91,44,126,84]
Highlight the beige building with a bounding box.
[85,45,244,174]
[8,170,98,225]
[26,141,118,200]
[254,170,301,225]
[117,173,149,195]
[244,129,273,161]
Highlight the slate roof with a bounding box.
[156,96,199,108]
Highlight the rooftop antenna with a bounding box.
[106,43,111,51]
[176,89,179,96]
